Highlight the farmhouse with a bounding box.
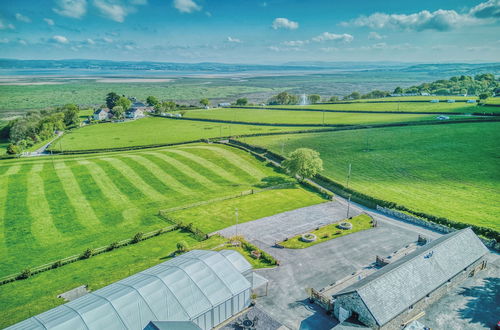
[8,250,257,330]
[429,99,439,103]
[332,228,487,330]
[93,108,111,121]
[126,107,145,119]
[218,102,231,107]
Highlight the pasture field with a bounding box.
[0,230,226,328]
[47,117,317,152]
[0,143,323,276]
[265,101,489,113]
[342,96,475,102]
[0,79,273,114]
[242,122,500,230]
[181,108,443,125]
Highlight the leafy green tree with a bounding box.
[6,143,22,154]
[112,106,124,119]
[235,98,248,106]
[146,96,159,107]
[200,98,210,107]
[329,96,339,102]
[308,94,321,104]
[282,148,323,182]
[106,92,120,109]
[116,96,132,111]
[62,104,80,127]
[393,87,403,94]
[176,241,188,252]
[347,92,361,100]
[478,92,491,101]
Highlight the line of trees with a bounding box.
[3,104,81,154]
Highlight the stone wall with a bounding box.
[376,206,500,252]
[333,292,377,328]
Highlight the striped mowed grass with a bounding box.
[0,143,305,277]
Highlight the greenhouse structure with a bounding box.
[8,250,255,330]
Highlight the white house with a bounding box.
[126,108,144,119]
[93,108,111,121]
[447,99,455,103]
[430,99,439,103]
[436,115,450,120]
[218,102,231,107]
[467,99,476,103]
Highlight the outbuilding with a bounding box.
[93,108,111,121]
[8,250,254,330]
[332,228,488,329]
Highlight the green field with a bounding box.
[181,107,444,125]
[265,101,488,113]
[0,143,323,276]
[48,117,319,152]
[242,122,500,230]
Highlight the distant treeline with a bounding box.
[266,73,499,105]
[2,104,80,154]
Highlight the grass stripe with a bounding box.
[4,165,21,176]
[69,161,126,226]
[153,151,239,187]
[182,145,267,178]
[98,157,165,202]
[52,162,102,229]
[30,164,44,173]
[27,167,68,242]
[141,152,219,190]
[120,155,193,195]
[164,149,245,184]
[39,163,85,234]
[77,160,136,226]
[0,176,7,257]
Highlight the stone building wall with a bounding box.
[333,292,377,328]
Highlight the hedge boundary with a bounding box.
[226,139,500,244]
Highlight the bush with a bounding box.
[80,248,93,259]
[51,260,63,269]
[17,268,31,280]
[7,143,22,155]
[107,241,119,251]
[131,232,144,244]
[176,241,188,252]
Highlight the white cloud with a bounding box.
[320,47,339,53]
[283,40,309,46]
[15,13,31,23]
[368,31,385,40]
[341,2,500,32]
[103,37,114,43]
[0,19,15,30]
[86,38,95,44]
[44,18,55,25]
[268,45,302,52]
[272,17,299,30]
[53,0,88,19]
[227,36,242,43]
[52,35,69,43]
[93,0,132,23]
[312,32,354,43]
[129,0,147,4]
[173,0,201,13]
[0,38,9,43]
[18,39,28,45]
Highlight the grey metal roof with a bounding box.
[333,228,488,326]
[7,250,251,330]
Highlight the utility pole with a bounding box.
[346,163,352,219]
[235,208,239,237]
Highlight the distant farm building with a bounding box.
[218,102,231,107]
[8,250,260,330]
[429,99,439,103]
[93,108,111,121]
[332,228,487,329]
[436,115,450,120]
[467,99,477,103]
[126,108,145,119]
[447,99,455,103]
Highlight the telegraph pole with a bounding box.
[235,208,239,237]
[346,163,352,218]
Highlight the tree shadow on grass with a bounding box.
[457,277,499,329]
[254,176,296,188]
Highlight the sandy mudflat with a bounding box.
[95,78,173,83]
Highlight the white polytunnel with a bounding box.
[7,250,254,330]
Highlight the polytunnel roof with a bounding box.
[7,250,252,330]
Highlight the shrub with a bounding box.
[80,248,93,259]
[18,268,31,279]
[107,241,119,251]
[176,241,188,252]
[51,260,63,269]
[131,232,144,244]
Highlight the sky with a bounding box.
[0,0,499,64]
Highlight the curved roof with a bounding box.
[8,250,252,330]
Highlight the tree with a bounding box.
[393,87,403,94]
[282,148,323,182]
[200,98,210,107]
[347,92,361,100]
[106,92,120,109]
[308,94,321,104]
[329,96,339,102]
[112,106,124,119]
[235,98,248,106]
[146,96,159,107]
[115,96,132,111]
[478,92,491,101]
[62,104,80,127]
[176,241,188,252]
[7,143,22,154]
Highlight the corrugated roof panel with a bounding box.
[5,317,47,330]
[219,249,252,273]
[66,294,127,329]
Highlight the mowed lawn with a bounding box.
[266,101,486,113]
[48,117,316,152]
[0,143,322,276]
[242,122,500,230]
[182,107,439,125]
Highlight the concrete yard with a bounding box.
[220,198,499,330]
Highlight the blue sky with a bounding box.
[0,0,499,63]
